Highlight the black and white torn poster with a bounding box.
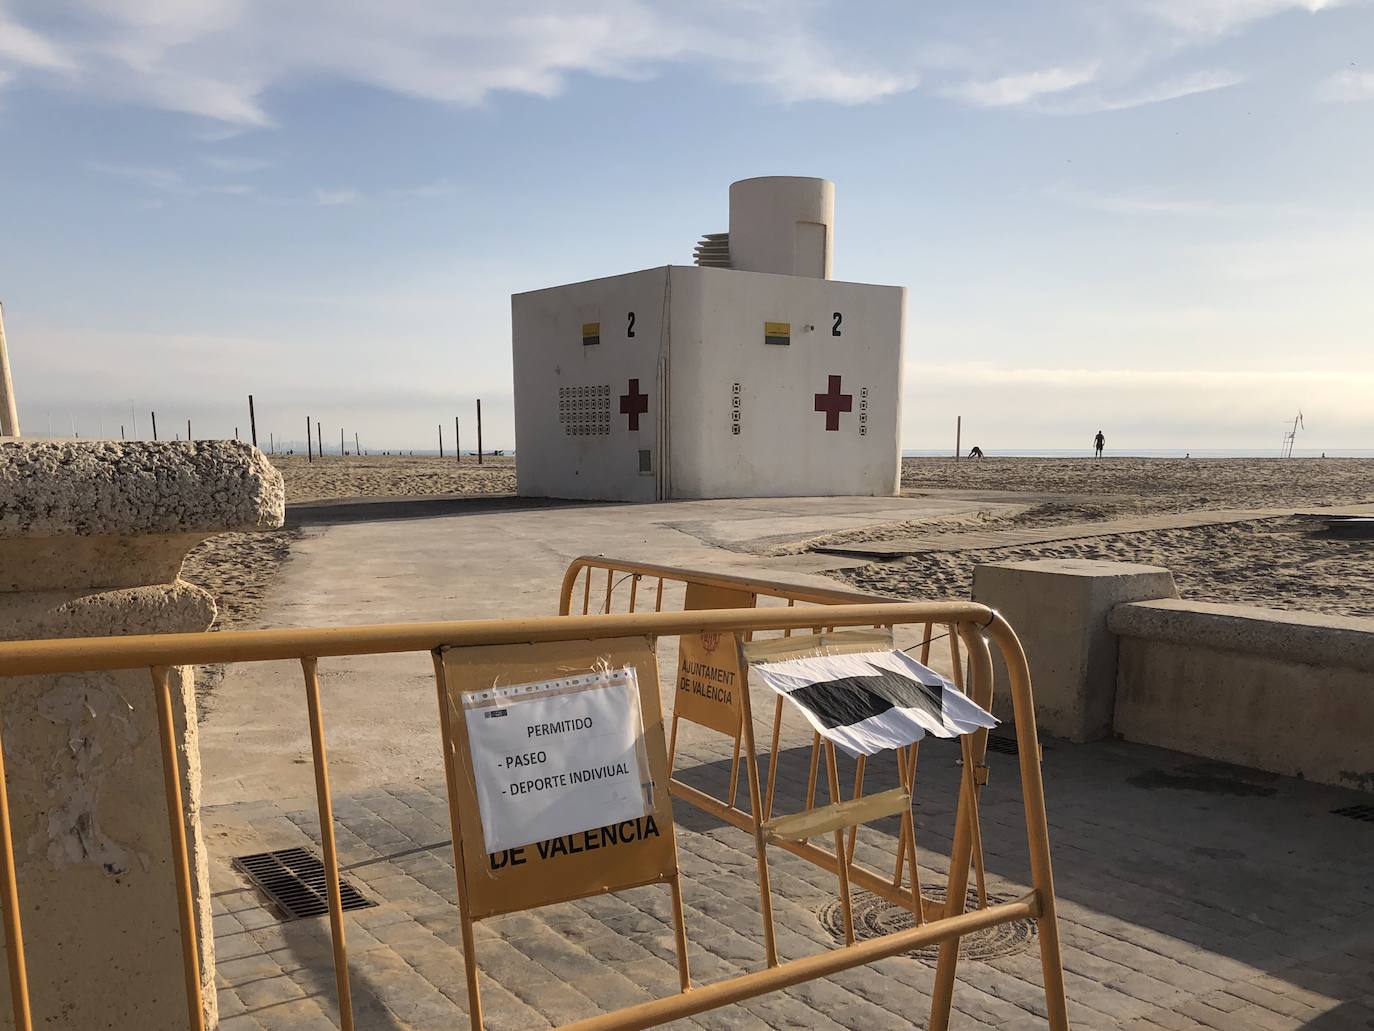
[750,647,997,758]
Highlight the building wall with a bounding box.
[728,176,834,278]
[512,268,668,501]
[668,266,904,499]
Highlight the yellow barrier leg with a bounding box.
[149,665,206,1031]
[0,711,32,1031]
[823,743,854,946]
[986,624,1071,1029]
[300,658,355,1031]
[431,653,484,1031]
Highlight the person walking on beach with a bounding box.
[967,445,984,459]
[1093,429,1105,458]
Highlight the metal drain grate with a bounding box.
[233,847,375,920]
[818,887,1037,962]
[985,736,1019,756]
[1331,804,1374,823]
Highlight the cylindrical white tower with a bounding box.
[728,176,834,279]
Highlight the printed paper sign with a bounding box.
[463,667,650,854]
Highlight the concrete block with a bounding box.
[1110,599,1374,790]
[0,439,283,1029]
[973,559,1178,742]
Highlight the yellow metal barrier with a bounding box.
[0,599,1068,1031]
[558,558,996,932]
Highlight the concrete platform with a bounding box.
[207,719,1374,1030]
[200,494,1013,804]
[198,494,1374,1030]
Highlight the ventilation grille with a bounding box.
[233,847,375,920]
[985,736,1019,756]
[1331,804,1374,823]
[694,232,731,268]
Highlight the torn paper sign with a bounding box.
[750,648,998,758]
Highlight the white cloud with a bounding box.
[200,154,271,173]
[315,188,360,207]
[1059,191,1316,218]
[388,180,458,200]
[944,65,1097,108]
[0,0,919,126]
[90,160,255,198]
[1140,0,1347,36]
[89,162,186,192]
[0,14,72,71]
[0,0,1351,129]
[1317,70,1374,101]
[1038,69,1243,114]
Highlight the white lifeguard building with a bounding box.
[511,177,905,501]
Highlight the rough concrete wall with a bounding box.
[0,439,284,1028]
[0,587,218,1029]
[1111,600,1374,791]
[0,440,283,538]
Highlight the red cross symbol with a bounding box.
[814,374,852,431]
[619,378,649,430]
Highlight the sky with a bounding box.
[1,0,1372,453]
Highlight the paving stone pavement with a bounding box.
[207,704,1374,1031]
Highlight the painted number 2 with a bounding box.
[627,312,636,338]
[832,312,842,336]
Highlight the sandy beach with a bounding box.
[181,454,1374,646]
[829,457,1374,619]
[273,452,516,502]
[182,454,515,624]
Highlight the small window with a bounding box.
[638,449,652,474]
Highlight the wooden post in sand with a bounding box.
[340,427,345,457]
[306,417,313,463]
[955,416,961,460]
[355,432,360,457]
[151,412,158,441]
[187,419,191,441]
[455,417,460,463]
[477,399,483,465]
[0,301,20,436]
[316,421,322,460]
[438,424,444,458]
[248,395,258,448]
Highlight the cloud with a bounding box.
[89,162,186,192]
[0,0,1351,130]
[0,0,920,127]
[1139,0,1347,36]
[1058,190,1316,218]
[1037,69,1243,113]
[200,154,271,173]
[0,14,72,71]
[315,188,360,207]
[943,65,1097,108]
[1317,70,1374,101]
[388,180,458,200]
[90,161,255,198]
